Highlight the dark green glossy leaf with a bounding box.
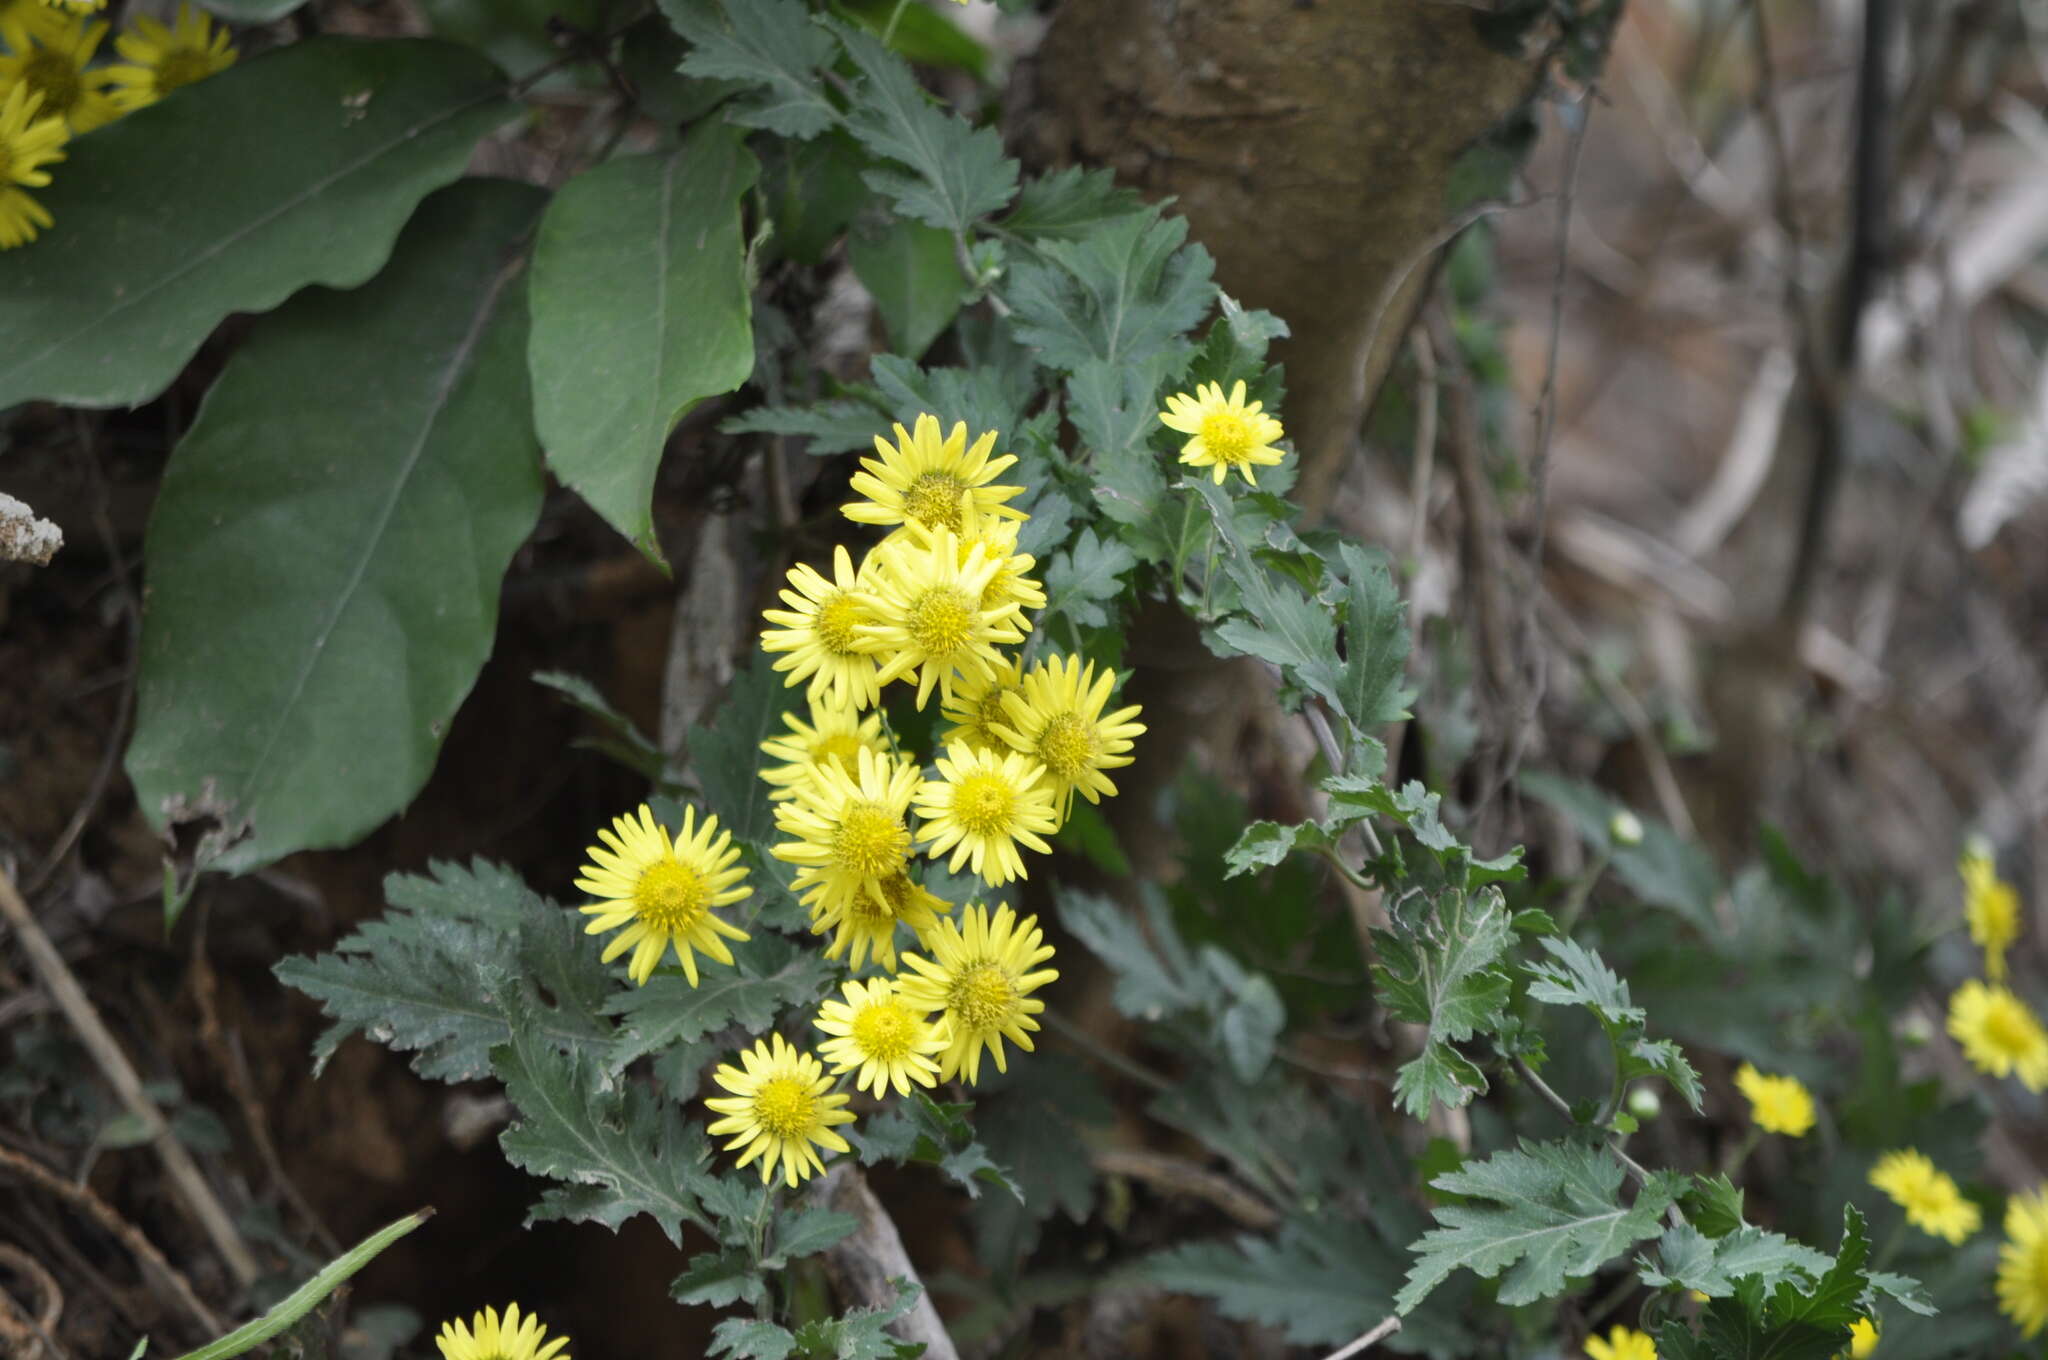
[528,122,758,562]
[0,38,515,409]
[127,179,546,872]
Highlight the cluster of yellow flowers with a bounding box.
[435,1303,567,1360]
[575,413,1146,1186]
[0,0,235,247]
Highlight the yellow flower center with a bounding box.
[1198,409,1255,464]
[902,472,966,531]
[632,857,710,933]
[154,48,217,96]
[1985,998,2037,1056]
[21,50,82,118]
[907,585,975,657]
[1036,712,1097,782]
[811,732,867,772]
[815,590,865,655]
[850,1000,918,1062]
[753,1075,817,1140]
[950,771,1016,836]
[947,962,1015,1030]
[833,800,909,879]
[972,686,1016,737]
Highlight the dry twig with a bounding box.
[806,1163,960,1360]
[0,866,260,1289]
[0,1243,67,1360]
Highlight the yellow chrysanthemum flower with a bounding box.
[1867,1148,1980,1245]
[39,0,106,12]
[2001,1188,2048,1338]
[0,81,68,250]
[1733,1063,1816,1137]
[843,413,1025,536]
[0,15,119,133]
[813,976,950,1098]
[914,741,1059,886]
[1159,379,1287,486]
[863,525,1026,708]
[940,653,1025,753]
[760,544,884,712]
[704,1034,855,1187]
[961,518,1046,618]
[993,653,1145,819]
[2,0,62,51]
[822,868,953,973]
[757,700,891,802]
[1845,1316,1878,1357]
[898,902,1057,1085]
[1948,980,2048,1090]
[103,3,236,111]
[1583,1324,1656,1360]
[771,744,920,938]
[574,803,751,986]
[1962,845,2021,982]
[435,1303,569,1360]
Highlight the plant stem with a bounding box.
[879,0,912,45]
[1554,849,1611,937]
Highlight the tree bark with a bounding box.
[1016,0,1542,520]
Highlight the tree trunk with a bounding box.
[1015,0,1542,519]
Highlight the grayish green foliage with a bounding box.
[494,993,716,1246]
[1525,936,1703,1110]
[603,934,836,1072]
[274,859,612,1082]
[854,1090,1020,1202]
[1521,771,1723,932]
[709,1279,924,1360]
[528,121,758,562]
[533,670,675,786]
[671,1248,769,1309]
[1639,1224,1833,1297]
[1397,1140,1684,1311]
[1372,888,1515,1116]
[836,22,1018,232]
[687,655,794,846]
[999,165,1145,241]
[127,180,547,873]
[0,38,515,409]
[1040,528,1137,633]
[667,0,841,138]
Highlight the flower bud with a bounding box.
[1626,1086,1662,1121]
[1609,810,1644,848]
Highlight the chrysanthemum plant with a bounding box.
[18,0,2023,1356]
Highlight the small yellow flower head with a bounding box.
[771,745,920,946]
[863,525,1027,709]
[844,413,1025,537]
[1961,846,2021,981]
[1947,980,2048,1090]
[817,867,952,973]
[814,976,951,1098]
[704,1034,855,1187]
[1159,379,1286,486]
[1733,1063,1816,1138]
[435,1303,569,1360]
[0,15,120,134]
[992,653,1145,820]
[757,700,891,803]
[898,902,1056,1085]
[39,0,107,12]
[2000,1188,2048,1338]
[960,518,1046,618]
[1583,1324,1657,1360]
[940,653,1025,753]
[760,544,884,712]
[0,81,68,250]
[914,741,1059,886]
[104,3,236,111]
[1847,1317,1878,1358]
[574,803,751,986]
[1867,1148,1980,1245]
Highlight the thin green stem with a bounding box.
[1514,1055,1576,1124]
[879,0,912,45]
[1313,844,1378,894]
[1554,849,1611,937]
[1046,1011,1173,1094]
[168,1211,432,1360]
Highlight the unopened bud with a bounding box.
[1609,810,1644,848]
[1626,1086,1662,1121]
[1897,1011,1934,1048]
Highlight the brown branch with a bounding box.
[0,1142,222,1338]
[0,1243,67,1360]
[0,867,260,1289]
[1088,1147,1282,1231]
[806,1164,960,1360]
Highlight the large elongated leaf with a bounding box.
[126,179,548,873]
[0,38,515,409]
[528,122,758,563]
